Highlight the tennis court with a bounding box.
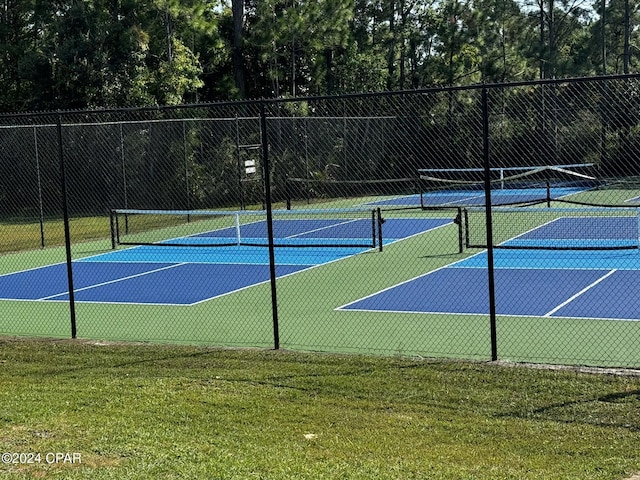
[369,186,586,207]
[340,214,640,321]
[365,164,598,208]
[0,213,453,305]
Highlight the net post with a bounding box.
[418,175,426,209]
[636,207,640,251]
[463,208,470,249]
[235,213,241,245]
[110,210,116,249]
[546,176,551,208]
[456,207,463,253]
[371,209,376,248]
[116,212,121,246]
[377,207,383,252]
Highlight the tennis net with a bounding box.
[418,164,599,208]
[464,205,640,250]
[110,208,382,250]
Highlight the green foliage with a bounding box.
[154,39,204,105]
[0,0,638,108]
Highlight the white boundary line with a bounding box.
[336,248,482,311]
[39,263,187,301]
[543,269,617,317]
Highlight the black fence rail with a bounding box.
[2,75,640,368]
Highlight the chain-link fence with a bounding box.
[2,75,640,367]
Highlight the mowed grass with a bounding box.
[0,204,291,254]
[0,339,640,479]
[0,217,109,254]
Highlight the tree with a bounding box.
[0,0,639,111]
[231,0,246,97]
[431,0,480,85]
[521,0,594,79]
[466,0,532,82]
[243,0,353,97]
[590,0,640,74]
[0,0,57,111]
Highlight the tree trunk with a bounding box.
[232,0,246,98]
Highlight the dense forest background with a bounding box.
[0,0,637,111]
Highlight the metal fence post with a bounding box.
[260,102,280,350]
[57,114,77,339]
[482,87,498,362]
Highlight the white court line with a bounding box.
[285,218,364,239]
[543,269,617,317]
[38,263,186,301]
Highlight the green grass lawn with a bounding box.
[0,215,113,254]
[0,339,639,479]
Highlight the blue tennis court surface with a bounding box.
[339,250,640,320]
[368,186,584,207]
[0,217,452,306]
[340,215,640,321]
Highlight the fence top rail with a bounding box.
[2,73,640,121]
[0,116,263,129]
[0,115,401,129]
[111,207,377,217]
